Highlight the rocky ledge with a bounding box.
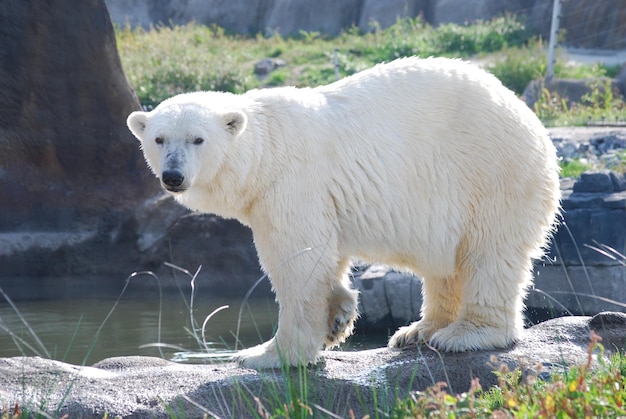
[1,312,625,418]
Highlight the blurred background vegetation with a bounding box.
[116,15,624,125]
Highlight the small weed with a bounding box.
[264,68,288,87]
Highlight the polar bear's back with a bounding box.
[302,57,560,277]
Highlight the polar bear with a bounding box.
[127,56,560,369]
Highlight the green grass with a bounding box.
[115,15,532,108]
[560,159,594,179]
[235,334,626,418]
[116,18,626,126]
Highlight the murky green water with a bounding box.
[0,295,280,365]
[0,294,388,365]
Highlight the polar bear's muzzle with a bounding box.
[161,169,186,193]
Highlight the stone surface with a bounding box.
[254,58,286,76]
[573,170,618,193]
[0,1,160,297]
[132,197,267,297]
[1,314,624,418]
[358,0,427,31]
[548,0,626,50]
[430,0,528,25]
[0,1,157,226]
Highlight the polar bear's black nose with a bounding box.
[162,170,185,188]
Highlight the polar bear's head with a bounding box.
[127,93,247,194]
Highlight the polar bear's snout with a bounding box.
[161,169,185,192]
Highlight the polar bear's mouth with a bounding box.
[164,186,186,193]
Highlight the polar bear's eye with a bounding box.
[155,137,164,145]
[193,137,204,145]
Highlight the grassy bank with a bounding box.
[115,16,624,126]
[115,16,530,107]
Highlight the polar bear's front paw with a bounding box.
[388,319,447,349]
[235,339,282,369]
[325,289,358,347]
[235,338,320,369]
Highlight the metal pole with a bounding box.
[546,0,561,80]
[334,48,340,80]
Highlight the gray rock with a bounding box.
[254,58,286,76]
[134,193,190,252]
[573,170,615,193]
[353,265,394,328]
[0,1,157,231]
[1,314,623,418]
[611,172,626,192]
[352,264,422,329]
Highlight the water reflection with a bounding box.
[0,295,390,366]
[0,295,278,365]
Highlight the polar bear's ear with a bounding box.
[127,111,148,139]
[223,111,247,136]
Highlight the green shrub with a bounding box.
[434,14,529,56]
[486,40,547,95]
[560,159,594,179]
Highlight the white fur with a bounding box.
[127,57,561,369]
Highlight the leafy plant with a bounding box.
[560,158,594,179]
[487,39,547,95]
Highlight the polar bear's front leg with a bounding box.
[236,235,340,368]
[236,289,329,368]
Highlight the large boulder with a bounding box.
[0,1,157,226]
[0,1,161,297]
[1,313,624,418]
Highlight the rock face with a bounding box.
[0,1,158,285]
[527,0,626,50]
[1,313,624,418]
[0,1,156,224]
[0,2,265,300]
[106,0,626,49]
[529,170,626,316]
